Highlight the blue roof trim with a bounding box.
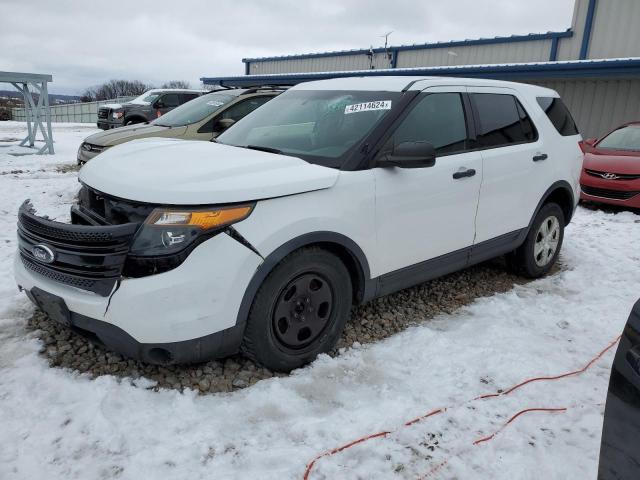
[201,58,640,87]
[242,30,573,64]
[549,37,560,61]
[580,0,597,60]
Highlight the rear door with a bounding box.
[155,93,181,119]
[180,93,200,105]
[469,88,545,243]
[373,87,482,275]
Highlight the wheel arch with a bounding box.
[234,232,373,332]
[530,181,576,228]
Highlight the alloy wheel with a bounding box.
[534,215,560,267]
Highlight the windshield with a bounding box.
[597,125,640,151]
[130,91,161,105]
[153,92,236,127]
[216,89,401,168]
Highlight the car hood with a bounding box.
[84,124,187,147]
[584,150,640,174]
[79,138,340,205]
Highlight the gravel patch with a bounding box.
[26,257,536,394]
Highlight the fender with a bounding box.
[234,231,373,332]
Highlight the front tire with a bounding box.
[241,247,352,372]
[508,202,565,278]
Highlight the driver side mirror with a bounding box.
[214,117,236,132]
[154,101,165,109]
[378,141,436,169]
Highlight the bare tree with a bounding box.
[81,79,154,101]
[161,80,192,89]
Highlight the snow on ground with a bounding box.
[0,121,639,480]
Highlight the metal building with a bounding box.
[202,0,640,138]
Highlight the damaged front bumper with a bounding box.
[14,200,263,364]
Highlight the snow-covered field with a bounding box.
[0,121,638,479]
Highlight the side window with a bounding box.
[381,93,469,157]
[160,94,180,108]
[181,93,199,104]
[471,93,538,148]
[219,96,272,122]
[536,97,579,136]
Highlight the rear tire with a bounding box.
[507,202,565,278]
[241,247,352,372]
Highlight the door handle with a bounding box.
[452,168,476,180]
[533,153,548,162]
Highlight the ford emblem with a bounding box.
[32,244,56,264]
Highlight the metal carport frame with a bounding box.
[1,71,54,154]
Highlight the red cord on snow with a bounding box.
[302,409,446,480]
[472,407,567,445]
[302,335,621,480]
[475,335,622,400]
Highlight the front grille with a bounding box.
[21,256,98,291]
[581,184,640,200]
[585,169,640,180]
[18,200,139,296]
[97,108,109,119]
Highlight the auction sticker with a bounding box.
[344,100,392,114]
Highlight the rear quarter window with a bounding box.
[536,97,579,136]
[471,93,538,148]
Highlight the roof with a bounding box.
[242,30,573,64]
[145,88,208,93]
[284,76,556,95]
[0,71,52,83]
[201,58,640,88]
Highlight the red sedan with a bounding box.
[580,122,640,209]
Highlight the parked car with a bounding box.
[580,122,640,209]
[598,298,640,479]
[79,88,282,165]
[15,76,582,371]
[96,88,206,130]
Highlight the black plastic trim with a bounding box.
[374,228,527,298]
[234,231,373,331]
[376,248,469,297]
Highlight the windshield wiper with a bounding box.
[245,144,282,154]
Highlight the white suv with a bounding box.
[15,77,582,371]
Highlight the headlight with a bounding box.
[80,142,104,153]
[128,204,254,259]
[113,111,124,119]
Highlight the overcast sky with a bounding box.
[0,0,575,95]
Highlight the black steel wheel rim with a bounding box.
[272,272,334,349]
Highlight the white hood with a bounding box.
[79,138,339,205]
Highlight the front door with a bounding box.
[373,87,482,276]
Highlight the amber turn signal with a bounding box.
[146,205,253,230]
